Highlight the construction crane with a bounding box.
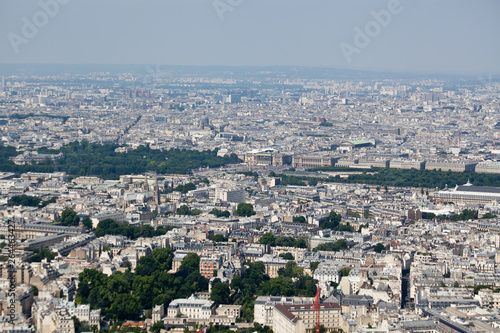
[313,284,322,333]
[195,326,208,333]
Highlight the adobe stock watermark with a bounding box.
[339,0,404,64]
[7,0,71,54]
[213,0,243,22]
[477,74,494,88]
[141,64,170,90]
[6,219,18,326]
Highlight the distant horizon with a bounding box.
[1,0,499,75]
[0,63,497,79]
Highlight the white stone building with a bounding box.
[166,295,215,320]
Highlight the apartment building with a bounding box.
[199,254,223,279]
[273,302,341,333]
[254,296,314,327]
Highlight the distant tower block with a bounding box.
[200,117,209,128]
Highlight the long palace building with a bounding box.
[434,182,500,204]
[0,221,84,240]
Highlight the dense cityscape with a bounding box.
[0,64,499,333]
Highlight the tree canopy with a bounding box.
[7,194,55,208]
[94,219,174,239]
[310,261,320,272]
[179,253,201,274]
[150,321,164,333]
[210,279,231,305]
[135,248,173,276]
[319,211,342,229]
[293,216,306,223]
[314,239,348,252]
[81,216,92,229]
[268,171,306,186]
[176,205,202,216]
[272,166,500,189]
[60,208,80,226]
[0,142,241,179]
[24,247,58,263]
[234,203,256,217]
[423,209,479,221]
[173,182,196,194]
[209,208,231,218]
[259,232,308,248]
[209,234,228,243]
[373,243,385,253]
[76,251,208,320]
[278,253,294,260]
[260,261,317,298]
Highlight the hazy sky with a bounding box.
[1,0,499,75]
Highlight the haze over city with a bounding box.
[1,0,500,74]
[1,2,500,333]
